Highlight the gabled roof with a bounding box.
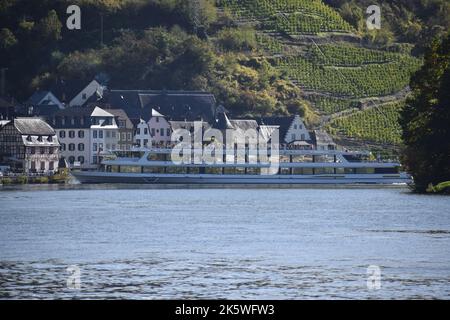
[107,108,134,129]
[151,108,164,117]
[13,118,55,135]
[52,106,96,129]
[214,111,234,130]
[27,91,50,105]
[104,90,217,123]
[312,130,336,145]
[258,116,295,141]
[91,106,114,118]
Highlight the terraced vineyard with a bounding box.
[275,50,421,97]
[327,102,404,145]
[305,44,411,67]
[307,95,360,115]
[218,0,354,35]
[217,0,422,147]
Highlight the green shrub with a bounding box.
[17,175,28,184]
[1,177,12,185]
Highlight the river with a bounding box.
[0,185,449,299]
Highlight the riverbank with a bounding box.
[0,170,70,186]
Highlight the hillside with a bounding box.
[218,0,449,152]
[1,0,449,152]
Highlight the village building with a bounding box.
[51,106,94,169]
[90,107,119,165]
[260,115,314,149]
[312,130,337,151]
[103,90,217,124]
[0,118,60,174]
[147,108,172,147]
[134,119,152,149]
[26,91,64,110]
[69,79,105,107]
[107,109,134,151]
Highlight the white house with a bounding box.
[90,107,119,165]
[134,119,152,149]
[52,107,93,169]
[147,109,171,146]
[69,80,105,107]
[284,115,311,143]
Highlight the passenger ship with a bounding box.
[72,146,411,185]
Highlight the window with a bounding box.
[69,130,75,138]
[78,156,84,164]
[60,144,66,151]
[78,143,84,151]
[160,128,164,136]
[40,161,46,170]
[144,139,148,146]
[151,128,155,136]
[71,117,75,125]
[68,157,75,164]
[93,143,97,152]
[49,161,54,171]
[93,156,98,164]
[99,143,103,151]
[106,144,110,150]
[127,132,132,141]
[144,128,148,135]
[291,134,296,141]
[301,134,305,140]
[137,128,141,135]
[37,136,43,142]
[59,130,65,138]
[121,133,126,141]
[112,144,116,150]
[47,135,53,142]
[119,120,126,128]
[112,131,116,138]
[31,161,36,171]
[294,125,297,129]
[40,147,45,154]
[82,93,87,100]
[30,147,35,154]
[136,139,141,145]
[106,131,110,138]
[78,130,84,138]
[99,130,103,139]
[167,129,170,137]
[156,117,159,123]
[93,130,97,139]
[69,143,75,151]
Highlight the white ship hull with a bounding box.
[72,171,411,185]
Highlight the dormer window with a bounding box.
[37,136,43,142]
[82,93,87,100]
[27,135,32,142]
[47,136,53,142]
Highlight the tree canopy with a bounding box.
[399,32,450,192]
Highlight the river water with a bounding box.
[0,185,449,299]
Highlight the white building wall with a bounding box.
[284,115,311,143]
[56,129,91,168]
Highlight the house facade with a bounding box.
[134,119,152,149]
[148,109,172,147]
[0,118,60,174]
[90,107,119,165]
[51,107,93,169]
[108,109,134,151]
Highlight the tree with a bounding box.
[399,32,450,192]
